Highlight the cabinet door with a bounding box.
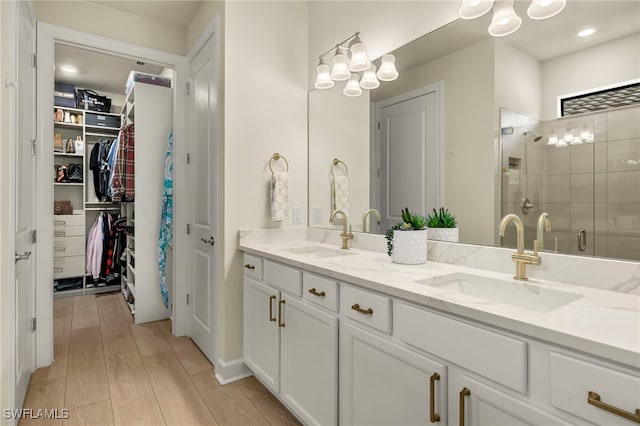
[340,322,446,425]
[243,277,280,393]
[280,296,338,425]
[454,374,570,426]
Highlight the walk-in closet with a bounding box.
[52,43,174,324]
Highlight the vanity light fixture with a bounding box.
[547,131,558,146]
[460,0,565,37]
[569,129,583,145]
[578,28,596,37]
[314,32,399,97]
[555,138,568,148]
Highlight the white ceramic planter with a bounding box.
[428,227,459,243]
[391,229,428,264]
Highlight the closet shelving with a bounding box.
[52,104,122,297]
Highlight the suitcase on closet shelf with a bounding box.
[54,82,76,108]
[75,88,112,112]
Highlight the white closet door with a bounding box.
[187,33,219,363]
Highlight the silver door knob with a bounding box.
[15,251,32,263]
[521,198,536,214]
[200,236,215,246]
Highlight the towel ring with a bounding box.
[269,153,289,173]
[331,158,348,178]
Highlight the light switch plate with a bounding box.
[312,207,322,224]
[293,207,302,224]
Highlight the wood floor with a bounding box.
[21,293,301,426]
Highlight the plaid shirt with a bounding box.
[112,124,135,202]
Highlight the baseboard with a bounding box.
[214,357,252,385]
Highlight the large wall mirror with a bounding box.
[308,0,640,262]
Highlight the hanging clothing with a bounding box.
[89,138,115,201]
[86,214,104,279]
[106,131,121,199]
[158,130,173,308]
[113,124,135,202]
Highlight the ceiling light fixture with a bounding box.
[59,65,78,74]
[314,32,398,97]
[460,0,565,38]
[578,28,596,37]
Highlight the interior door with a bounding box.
[377,87,441,231]
[15,2,37,408]
[187,33,218,362]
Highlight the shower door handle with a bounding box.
[577,229,587,251]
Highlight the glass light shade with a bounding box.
[314,63,334,89]
[331,53,351,81]
[377,54,399,81]
[547,132,558,145]
[527,0,566,20]
[564,130,574,144]
[556,138,568,148]
[459,0,494,19]
[488,0,522,37]
[349,43,371,72]
[570,133,583,145]
[360,65,380,90]
[343,75,362,97]
[580,127,591,141]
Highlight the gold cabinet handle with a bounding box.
[429,372,441,423]
[308,288,326,297]
[459,387,470,426]
[244,264,255,270]
[269,295,276,322]
[278,299,285,327]
[588,391,640,423]
[351,303,373,315]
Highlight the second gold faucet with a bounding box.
[330,209,354,249]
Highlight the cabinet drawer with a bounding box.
[53,222,85,237]
[54,235,85,258]
[53,255,85,278]
[243,254,263,280]
[53,214,84,227]
[549,352,640,425]
[341,285,391,333]
[396,302,527,393]
[264,260,301,296]
[303,272,338,312]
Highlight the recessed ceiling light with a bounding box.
[578,28,596,37]
[59,65,78,74]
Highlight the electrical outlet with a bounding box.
[313,207,322,224]
[293,207,302,224]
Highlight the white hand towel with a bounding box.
[332,175,350,218]
[271,171,290,221]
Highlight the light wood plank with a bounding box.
[54,297,74,318]
[189,369,220,395]
[251,393,302,426]
[71,295,98,330]
[201,384,269,426]
[20,376,66,426]
[130,322,171,357]
[158,320,212,374]
[30,314,71,383]
[104,337,165,426]
[96,295,131,343]
[65,326,109,409]
[236,376,269,400]
[63,400,114,426]
[142,351,217,426]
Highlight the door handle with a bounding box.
[278,299,285,327]
[577,229,586,251]
[459,387,470,426]
[521,198,536,214]
[429,372,441,422]
[15,251,32,263]
[351,303,373,315]
[308,288,326,297]
[269,295,276,322]
[588,391,640,423]
[200,236,215,246]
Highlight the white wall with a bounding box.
[187,1,224,52]
[308,88,370,229]
[222,1,309,361]
[542,33,640,120]
[32,1,187,55]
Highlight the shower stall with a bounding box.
[500,105,640,262]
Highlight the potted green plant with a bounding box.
[426,207,458,242]
[385,207,428,264]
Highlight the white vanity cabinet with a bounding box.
[242,255,339,425]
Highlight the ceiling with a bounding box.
[92,0,204,28]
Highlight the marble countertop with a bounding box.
[239,237,640,369]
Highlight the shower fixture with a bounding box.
[524,130,542,142]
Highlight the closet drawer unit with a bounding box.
[53,255,85,278]
[549,352,640,425]
[263,260,301,296]
[340,284,391,333]
[303,272,338,312]
[243,254,263,280]
[395,302,527,393]
[54,235,85,258]
[54,215,85,237]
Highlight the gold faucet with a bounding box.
[498,214,541,280]
[362,208,381,233]
[330,210,354,250]
[534,212,552,255]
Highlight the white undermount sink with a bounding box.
[284,246,356,259]
[415,273,582,313]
